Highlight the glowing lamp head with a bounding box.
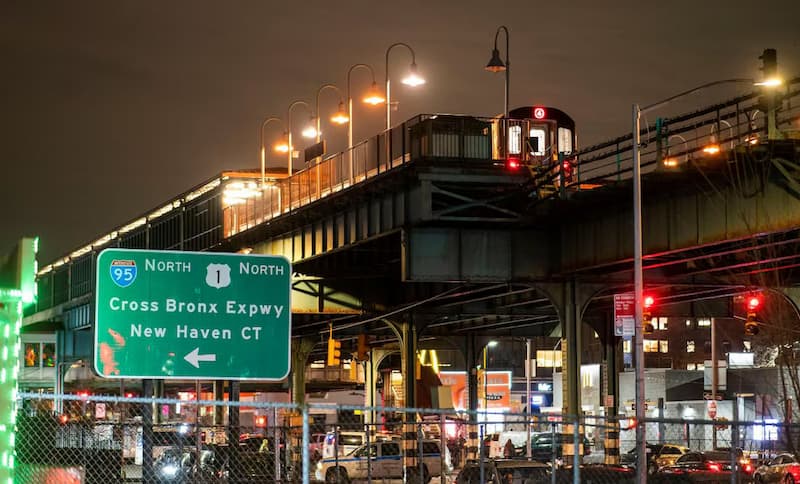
[274,140,290,153]
[663,157,679,168]
[703,144,721,155]
[302,124,318,139]
[402,62,426,87]
[363,82,386,105]
[755,78,782,87]
[330,102,350,125]
[485,48,506,73]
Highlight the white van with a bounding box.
[488,431,532,458]
[321,430,396,459]
[316,439,451,483]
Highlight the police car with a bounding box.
[316,439,450,483]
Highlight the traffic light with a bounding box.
[642,294,655,334]
[745,295,761,336]
[356,334,370,361]
[327,336,341,366]
[759,49,778,79]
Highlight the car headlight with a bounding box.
[161,464,179,477]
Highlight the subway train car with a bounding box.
[493,106,577,180]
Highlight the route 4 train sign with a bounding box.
[94,248,291,380]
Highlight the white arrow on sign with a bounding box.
[184,348,217,368]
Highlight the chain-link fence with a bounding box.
[14,392,800,483]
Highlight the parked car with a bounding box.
[316,439,450,483]
[456,459,550,484]
[321,429,396,458]
[620,443,674,473]
[656,450,754,483]
[754,453,800,483]
[528,432,591,461]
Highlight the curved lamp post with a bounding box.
[283,100,314,176]
[485,26,510,118]
[385,42,425,130]
[260,117,285,188]
[314,84,349,145]
[631,75,782,483]
[347,63,385,148]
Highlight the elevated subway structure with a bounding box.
[22,78,800,467]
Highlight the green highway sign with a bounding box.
[94,248,291,380]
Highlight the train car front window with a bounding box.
[528,128,547,156]
[558,127,574,154]
[508,125,522,154]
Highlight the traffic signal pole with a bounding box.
[712,317,718,449]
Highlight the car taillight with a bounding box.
[707,462,721,472]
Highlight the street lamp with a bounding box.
[485,26,510,119]
[346,63,384,149]
[314,84,349,146]
[260,117,285,188]
[284,100,315,176]
[631,75,783,483]
[385,42,425,130]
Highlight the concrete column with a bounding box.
[290,337,316,406]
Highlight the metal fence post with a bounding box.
[302,405,310,484]
[274,407,281,482]
[366,418,372,484]
[551,422,557,484]
[572,416,580,484]
[479,420,485,484]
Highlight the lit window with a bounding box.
[528,128,546,156]
[656,317,668,330]
[643,339,659,353]
[582,371,593,388]
[696,364,705,371]
[623,340,631,353]
[687,341,695,353]
[558,127,573,154]
[743,341,752,351]
[698,318,711,327]
[687,363,696,370]
[24,343,38,368]
[659,340,669,353]
[536,350,562,368]
[685,319,692,327]
[508,126,522,154]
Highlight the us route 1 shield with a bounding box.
[94,248,291,380]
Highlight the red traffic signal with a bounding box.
[747,295,761,311]
[643,295,655,309]
[255,416,267,428]
[77,391,90,400]
[506,157,521,170]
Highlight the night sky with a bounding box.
[2,0,798,264]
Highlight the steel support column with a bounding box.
[400,321,419,481]
[466,334,479,461]
[290,337,316,406]
[604,325,621,465]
